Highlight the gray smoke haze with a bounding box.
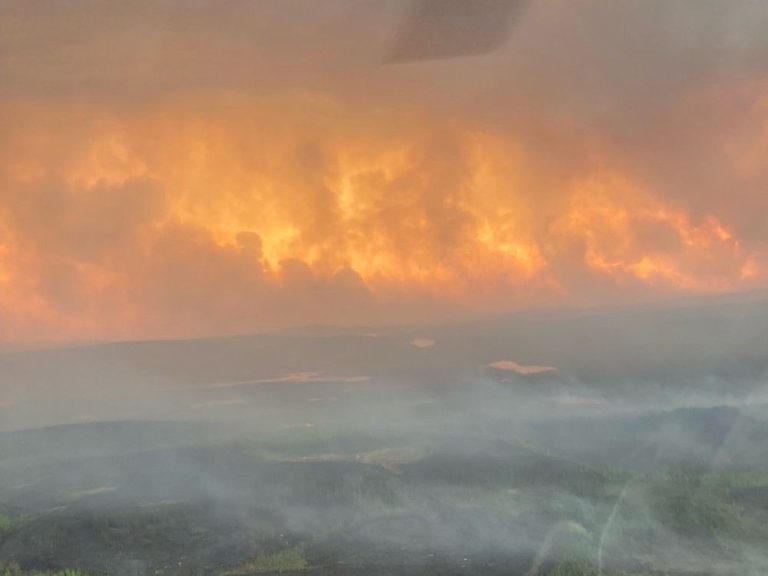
[0,0,767,342]
[1,4,768,575]
[1,296,768,574]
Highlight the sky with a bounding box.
[1,0,767,344]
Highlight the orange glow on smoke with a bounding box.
[0,94,765,342]
[554,172,749,292]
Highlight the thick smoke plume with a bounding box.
[0,0,766,344]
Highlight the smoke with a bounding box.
[1,295,767,573]
[1,6,767,574]
[0,0,767,342]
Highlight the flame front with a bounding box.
[1,85,765,344]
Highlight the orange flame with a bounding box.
[0,95,764,342]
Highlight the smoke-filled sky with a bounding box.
[1,0,768,344]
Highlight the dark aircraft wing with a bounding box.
[387,0,526,62]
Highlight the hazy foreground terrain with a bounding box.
[2,296,768,575]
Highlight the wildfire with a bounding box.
[0,95,764,342]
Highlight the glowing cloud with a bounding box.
[0,1,766,344]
